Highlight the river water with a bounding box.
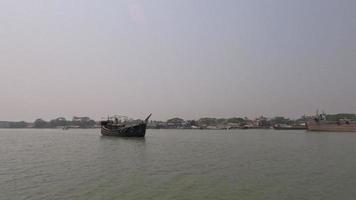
[1,129,356,200]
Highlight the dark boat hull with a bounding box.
[101,123,147,137]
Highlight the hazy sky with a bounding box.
[1,0,356,121]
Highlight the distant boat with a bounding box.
[306,112,356,132]
[247,126,271,129]
[239,125,270,129]
[100,114,151,137]
[238,125,249,129]
[273,124,306,130]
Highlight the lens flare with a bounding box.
[128,1,146,25]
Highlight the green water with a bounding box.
[1,129,356,200]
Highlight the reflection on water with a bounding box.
[100,135,146,142]
[1,129,356,200]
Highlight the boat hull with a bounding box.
[273,125,306,130]
[274,127,306,130]
[101,123,147,137]
[307,121,356,132]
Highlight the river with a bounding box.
[1,129,356,200]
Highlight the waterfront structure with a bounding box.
[242,116,271,129]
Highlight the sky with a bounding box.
[1,0,356,121]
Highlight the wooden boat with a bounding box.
[306,112,356,132]
[273,124,306,130]
[101,114,151,137]
[307,120,356,132]
[247,126,271,129]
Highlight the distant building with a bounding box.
[166,118,186,129]
[0,121,28,128]
[0,121,10,128]
[251,116,270,128]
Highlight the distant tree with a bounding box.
[34,119,48,128]
[216,118,227,125]
[326,113,356,121]
[270,116,292,125]
[198,118,217,126]
[84,119,96,128]
[49,117,67,128]
[69,116,96,128]
[226,118,245,124]
[9,121,27,128]
[296,115,308,123]
[81,117,91,122]
[186,120,197,126]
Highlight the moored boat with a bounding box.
[307,120,356,132]
[306,113,356,132]
[273,124,306,130]
[101,114,151,137]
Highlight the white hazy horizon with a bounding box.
[1,0,356,121]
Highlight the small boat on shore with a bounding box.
[101,114,151,137]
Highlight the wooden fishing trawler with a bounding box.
[101,114,151,137]
[306,112,356,132]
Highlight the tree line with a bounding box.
[0,117,97,128]
[1,113,356,128]
[33,117,97,128]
